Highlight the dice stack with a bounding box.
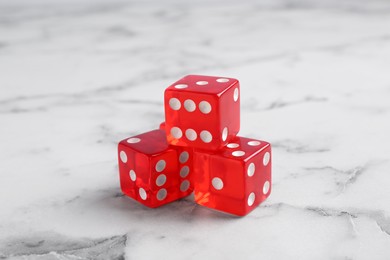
[118,75,272,216]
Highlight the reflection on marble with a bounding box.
[1,0,390,259]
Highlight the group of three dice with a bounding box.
[118,75,271,216]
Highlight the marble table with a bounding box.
[1,0,390,259]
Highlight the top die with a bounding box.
[164,75,240,150]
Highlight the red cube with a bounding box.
[193,136,272,216]
[164,75,240,150]
[118,129,193,208]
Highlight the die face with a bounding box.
[222,137,270,162]
[120,129,170,155]
[159,122,194,196]
[160,122,194,194]
[164,75,240,150]
[118,143,179,208]
[118,148,149,200]
[193,137,272,216]
[118,129,193,208]
[176,148,194,194]
[166,75,238,95]
[219,86,240,143]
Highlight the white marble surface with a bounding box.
[1,0,390,259]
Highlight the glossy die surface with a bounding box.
[193,137,272,216]
[175,147,194,194]
[118,129,192,208]
[164,75,240,150]
[160,121,194,192]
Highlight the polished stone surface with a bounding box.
[1,0,390,259]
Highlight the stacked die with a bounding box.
[118,75,272,216]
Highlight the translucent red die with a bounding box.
[118,129,193,208]
[193,137,272,216]
[164,75,240,150]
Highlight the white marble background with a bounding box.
[1,0,390,259]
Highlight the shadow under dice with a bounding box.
[164,75,240,150]
[118,129,192,208]
[193,137,272,216]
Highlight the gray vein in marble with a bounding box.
[306,206,390,236]
[257,203,390,238]
[0,234,126,260]
[304,164,376,194]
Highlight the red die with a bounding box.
[164,75,240,150]
[193,137,272,216]
[118,129,192,208]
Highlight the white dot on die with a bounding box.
[216,78,229,83]
[227,143,239,148]
[129,170,136,181]
[184,99,196,112]
[139,188,147,200]
[199,101,212,114]
[196,81,208,85]
[156,174,166,187]
[232,151,245,157]
[175,84,188,89]
[263,181,270,194]
[179,151,189,163]
[222,127,228,141]
[233,88,239,102]
[248,140,261,146]
[170,127,182,139]
[247,163,255,177]
[212,177,224,190]
[169,98,181,110]
[247,192,255,206]
[180,180,190,192]
[155,160,166,172]
[127,138,140,144]
[157,188,167,201]
[119,151,127,163]
[200,130,212,143]
[263,152,270,166]
[185,129,197,141]
[180,166,190,178]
